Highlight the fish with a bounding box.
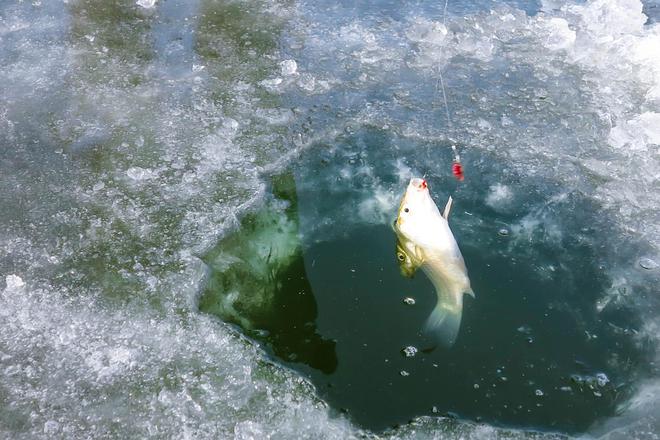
[393,177,474,347]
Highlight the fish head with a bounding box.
[394,177,443,245]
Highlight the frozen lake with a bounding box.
[1,0,659,438]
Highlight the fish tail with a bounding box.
[423,292,463,347]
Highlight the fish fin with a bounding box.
[466,286,476,298]
[423,291,463,348]
[442,196,453,219]
[400,266,416,278]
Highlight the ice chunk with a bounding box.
[405,19,451,69]
[126,167,155,181]
[297,73,316,92]
[636,113,660,144]
[477,118,493,130]
[234,421,264,440]
[43,421,59,434]
[219,118,240,138]
[609,112,660,149]
[254,108,294,125]
[280,59,298,76]
[568,0,646,37]
[455,31,494,62]
[259,77,283,90]
[5,274,25,290]
[406,19,448,45]
[297,73,332,94]
[136,0,157,8]
[639,258,659,270]
[500,114,514,127]
[539,18,576,51]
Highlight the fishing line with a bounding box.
[436,71,452,129]
[439,0,451,127]
[433,0,466,183]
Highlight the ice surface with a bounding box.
[1,0,660,438]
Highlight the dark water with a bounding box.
[199,131,649,434]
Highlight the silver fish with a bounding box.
[393,177,474,347]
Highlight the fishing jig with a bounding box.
[451,145,464,181]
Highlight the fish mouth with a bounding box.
[410,177,427,190]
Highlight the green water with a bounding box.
[199,169,647,433]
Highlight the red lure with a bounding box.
[451,145,464,181]
[452,161,464,181]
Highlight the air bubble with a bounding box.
[595,373,609,387]
[517,325,532,334]
[535,389,544,397]
[401,346,418,358]
[498,228,510,237]
[400,370,410,377]
[403,297,416,305]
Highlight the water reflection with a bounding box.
[199,173,338,374]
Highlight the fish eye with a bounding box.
[397,253,405,261]
[404,208,409,213]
